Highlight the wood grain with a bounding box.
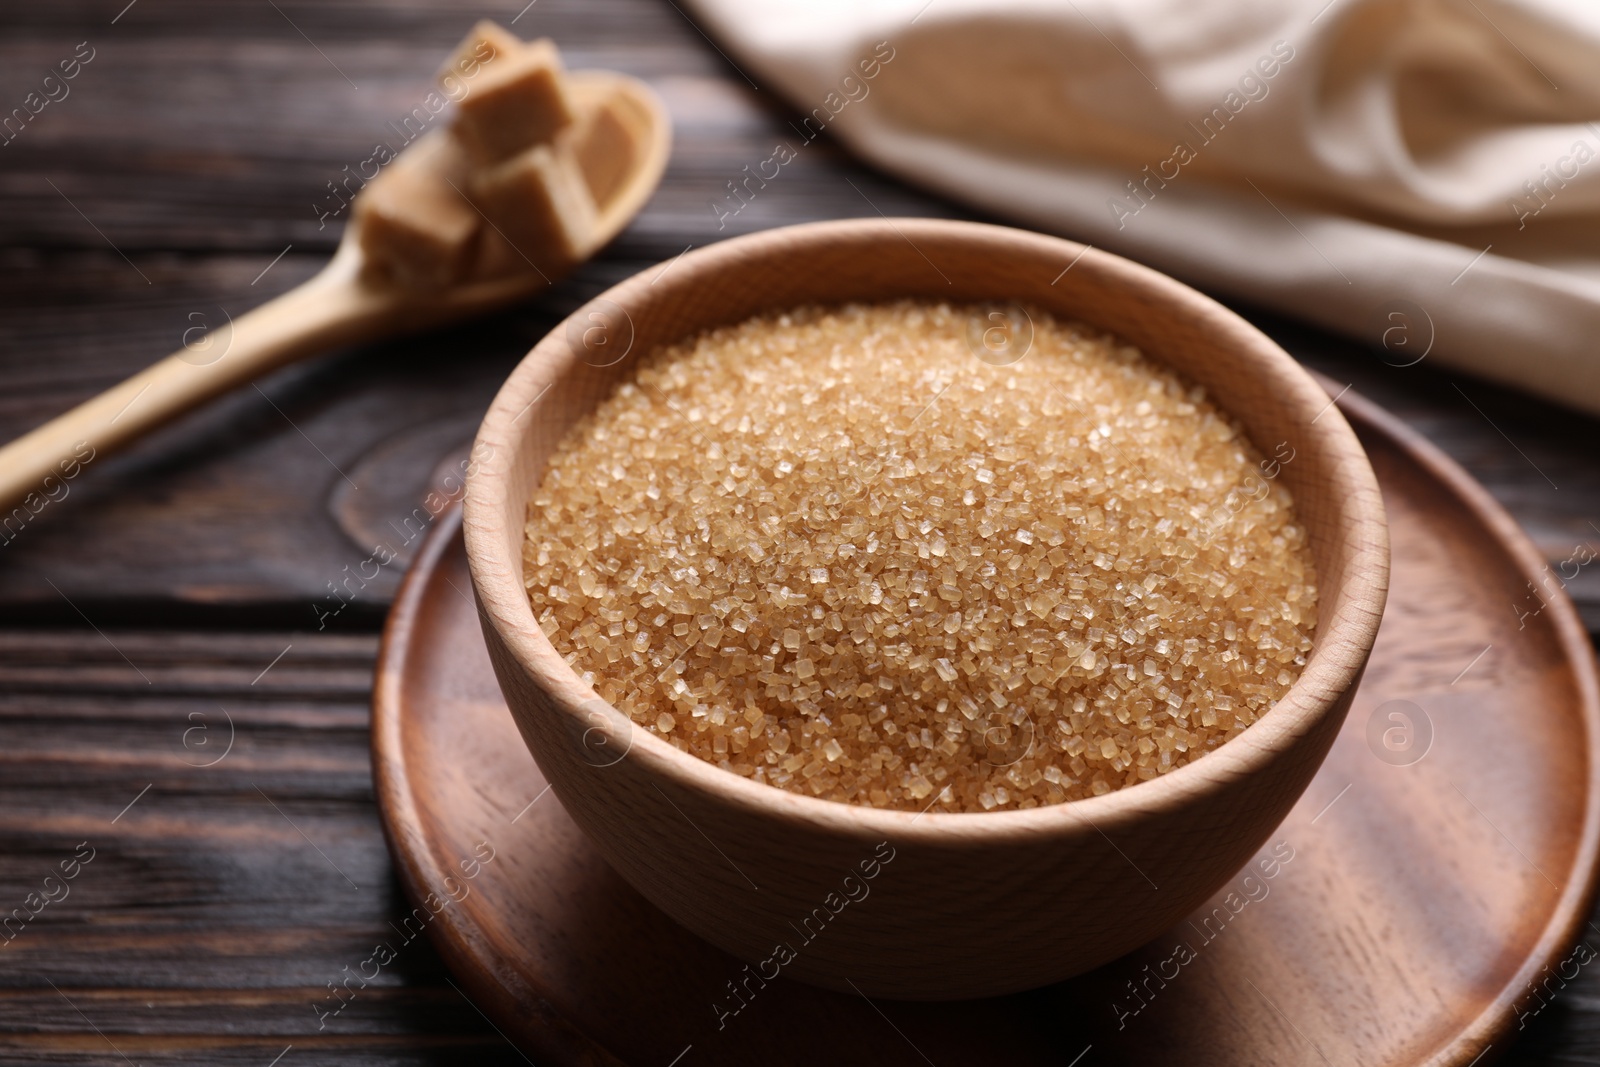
[375,374,1600,1063]
[2,1,1594,623]
[0,628,530,1065]
[3,0,1600,1060]
[0,67,670,515]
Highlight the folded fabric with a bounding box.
[685,0,1600,415]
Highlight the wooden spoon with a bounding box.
[0,70,669,515]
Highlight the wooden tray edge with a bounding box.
[372,382,1600,1066]
[1326,379,1600,1067]
[371,504,628,1066]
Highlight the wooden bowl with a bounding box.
[461,219,1390,1000]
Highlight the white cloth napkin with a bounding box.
[684,0,1600,415]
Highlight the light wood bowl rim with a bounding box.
[464,217,1390,841]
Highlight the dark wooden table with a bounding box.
[3,2,1598,1063]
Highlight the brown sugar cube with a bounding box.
[471,143,598,270]
[467,225,530,283]
[354,132,480,288]
[569,87,648,211]
[436,20,522,87]
[451,37,576,164]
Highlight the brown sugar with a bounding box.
[523,302,1318,812]
[450,36,575,164]
[352,131,478,287]
[355,22,645,288]
[568,83,648,210]
[471,142,597,267]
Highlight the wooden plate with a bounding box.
[373,384,1600,1066]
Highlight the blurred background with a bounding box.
[2,1,1598,1063]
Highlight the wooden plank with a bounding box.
[0,629,532,1062]
[5,254,1597,626]
[1,618,1598,1064]
[0,12,1594,621]
[0,1036,526,1067]
[0,28,886,252]
[0,0,947,617]
[2,0,1599,1061]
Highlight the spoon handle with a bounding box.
[0,266,389,518]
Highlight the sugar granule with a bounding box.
[523,302,1317,812]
